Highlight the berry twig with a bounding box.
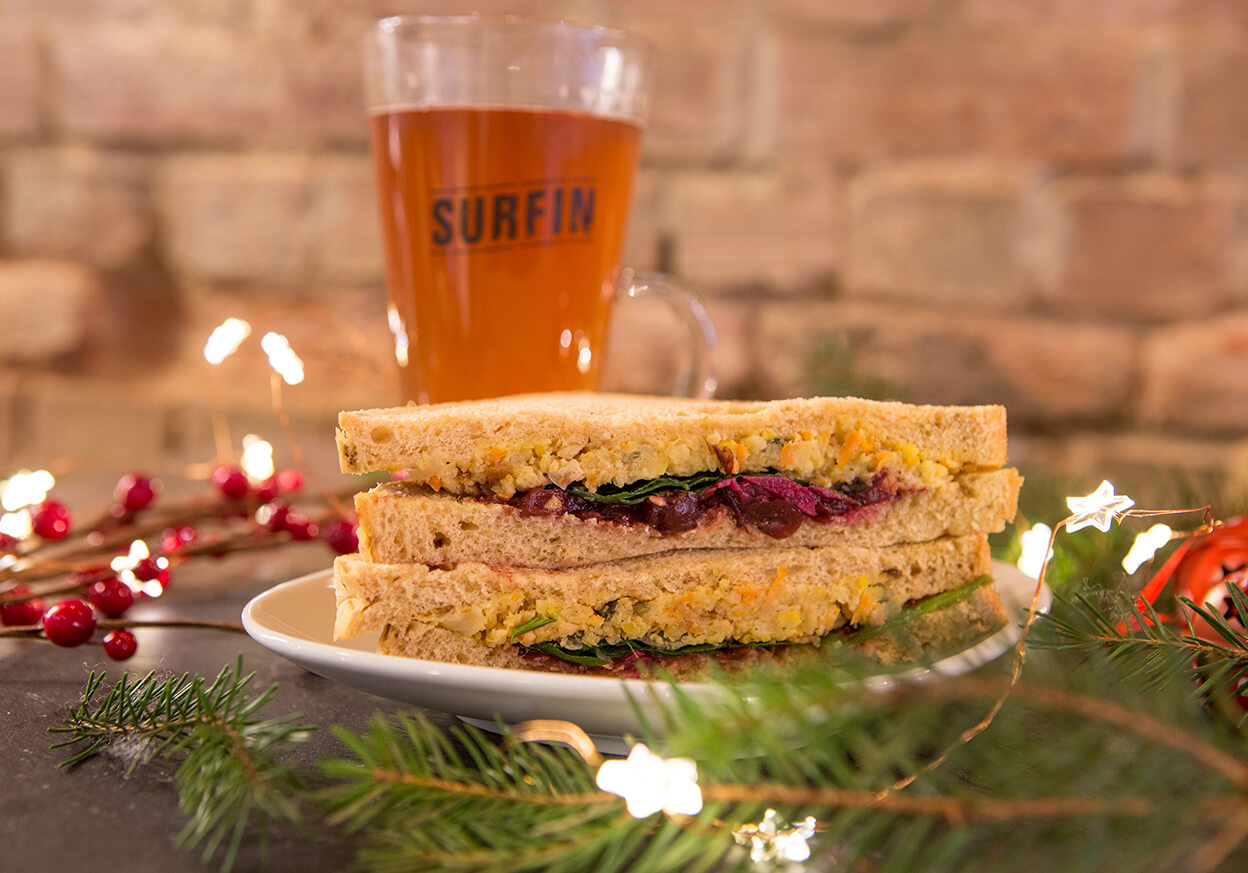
[1,463,364,663]
[0,618,246,638]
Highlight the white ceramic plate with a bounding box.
[242,561,1050,746]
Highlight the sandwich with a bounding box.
[333,392,1021,675]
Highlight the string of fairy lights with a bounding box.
[0,318,307,600]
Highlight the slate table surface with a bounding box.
[0,555,456,873]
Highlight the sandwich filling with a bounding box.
[488,472,906,539]
[398,568,994,661]
[516,575,995,672]
[413,574,992,675]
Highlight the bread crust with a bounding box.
[337,392,1009,496]
[355,469,1021,568]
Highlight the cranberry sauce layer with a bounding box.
[489,473,905,539]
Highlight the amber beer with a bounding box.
[370,105,643,403]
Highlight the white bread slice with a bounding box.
[372,580,1007,676]
[355,469,1022,568]
[337,392,1009,496]
[334,534,992,652]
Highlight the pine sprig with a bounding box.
[320,713,642,873]
[51,657,313,873]
[1032,591,1248,712]
[312,648,1248,873]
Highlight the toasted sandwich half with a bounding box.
[334,534,1005,677]
[333,393,1019,675]
[338,392,1021,569]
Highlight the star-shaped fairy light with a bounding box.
[595,743,703,818]
[1065,480,1135,534]
[110,538,168,597]
[732,808,818,866]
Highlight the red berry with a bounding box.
[101,629,137,661]
[0,586,44,626]
[151,567,171,594]
[285,515,319,541]
[87,578,134,618]
[161,525,197,554]
[275,468,304,493]
[211,465,250,501]
[132,556,162,582]
[324,518,359,555]
[42,599,96,647]
[0,532,19,553]
[259,502,292,532]
[31,501,71,540]
[254,477,279,502]
[115,473,156,514]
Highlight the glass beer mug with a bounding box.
[364,15,715,403]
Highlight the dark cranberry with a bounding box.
[42,599,96,647]
[274,468,303,493]
[259,502,292,532]
[253,477,280,502]
[741,499,804,539]
[115,473,157,513]
[284,515,319,541]
[642,491,701,533]
[0,532,20,553]
[152,567,171,593]
[87,578,134,618]
[31,501,71,540]
[161,525,197,554]
[211,465,250,501]
[132,557,162,582]
[514,489,567,516]
[0,586,44,626]
[101,629,137,661]
[323,518,359,555]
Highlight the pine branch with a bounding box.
[1032,592,1248,712]
[320,713,645,873]
[50,657,313,873]
[313,641,1248,873]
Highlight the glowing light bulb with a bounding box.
[733,808,818,865]
[1017,523,1054,580]
[203,317,252,364]
[595,743,702,818]
[1123,524,1173,574]
[0,510,32,539]
[260,331,305,385]
[1,469,55,511]
[240,434,275,482]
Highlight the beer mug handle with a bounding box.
[619,269,717,399]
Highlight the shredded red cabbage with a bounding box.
[495,473,903,539]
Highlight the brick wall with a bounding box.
[3,0,1248,498]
